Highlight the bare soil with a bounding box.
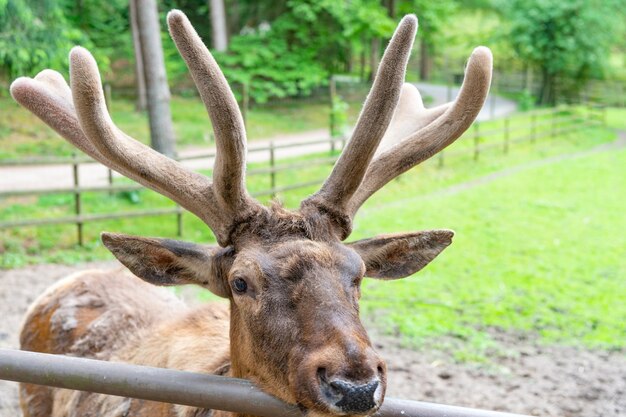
[1,262,624,417]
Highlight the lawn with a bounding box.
[1,107,624,359]
[359,139,625,358]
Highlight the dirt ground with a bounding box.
[0,262,624,417]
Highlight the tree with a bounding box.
[129,0,147,111]
[0,0,92,79]
[136,0,176,156]
[502,0,619,105]
[213,0,394,103]
[398,0,458,81]
[209,0,228,51]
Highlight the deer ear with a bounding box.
[347,230,453,279]
[101,232,232,298]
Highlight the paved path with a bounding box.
[0,128,335,192]
[0,84,517,192]
[414,82,517,121]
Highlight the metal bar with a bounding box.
[0,349,531,417]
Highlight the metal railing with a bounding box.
[0,348,531,417]
[0,105,605,246]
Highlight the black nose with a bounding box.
[321,377,381,414]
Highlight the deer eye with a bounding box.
[232,277,248,294]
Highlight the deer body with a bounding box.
[11,9,492,417]
[20,268,230,417]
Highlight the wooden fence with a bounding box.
[0,105,605,246]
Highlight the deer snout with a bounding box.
[318,368,383,415]
[304,344,386,415]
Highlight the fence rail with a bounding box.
[0,348,531,417]
[0,105,605,245]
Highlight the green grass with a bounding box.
[1,107,624,360]
[359,142,625,356]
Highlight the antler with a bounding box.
[301,15,418,235]
[10,10,263,246]
[303,18,492,239]
[347,47,492,217]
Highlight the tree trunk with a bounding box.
[136,0,176,157]
[369,37,380,82]
[419,38,431,81]
[539,68,555,106]
[129,0,147,112]
[209,0,228,51]
[386,0,396,18]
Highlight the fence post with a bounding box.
[72,155,84,246]
[107,168,113,196]
[473,123,480,161]
[103,83,112,112]
[269,141,276,199]
[503,117,509,154]
[242,82,249,129]
[531,113,536,144]
[329,76,337,138]
[490,72,496,120]
[176,205,183,237]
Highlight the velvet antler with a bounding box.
[10,10,492,246]
[10,10,263,246]
[303,24,493,239]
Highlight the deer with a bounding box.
[9,9,492,417]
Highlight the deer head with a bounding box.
[10,10,492,417]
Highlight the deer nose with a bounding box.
[319,369,383,414]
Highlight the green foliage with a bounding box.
[0,0,90,79]
[500,0,620,104]
[0,0,132,82]
[399,0,458,50]
[214,27,328,103]
[211,0,394,103]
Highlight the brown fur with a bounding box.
[20,269,229,417]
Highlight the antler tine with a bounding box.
[68,47,235,244]
[10,72,171,197]
[11,71,104,161]
[347,46,493,218]
[167,10,258,216]
[302,15,417,237]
